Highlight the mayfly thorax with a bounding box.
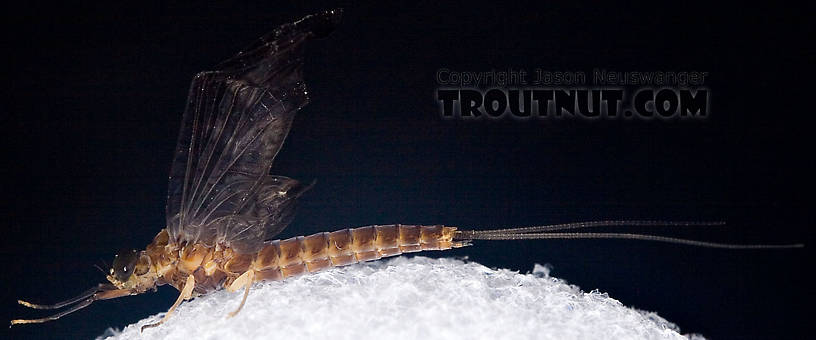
[10,9,803,331]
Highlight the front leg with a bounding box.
[141,274,195,332]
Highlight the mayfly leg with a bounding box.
[227,270,255,318]
[17,284,106,310]
[141,274,196,332]
[11,299,94,326]
[11,285,132,327]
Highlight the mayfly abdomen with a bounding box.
[250,225,460,282]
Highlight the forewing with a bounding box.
[166,10,341,253]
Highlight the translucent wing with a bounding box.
[166,10,341,253]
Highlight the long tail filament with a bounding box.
[455,220,804,249]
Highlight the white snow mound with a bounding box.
[100,256,702,340]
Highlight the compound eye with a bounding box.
[112,249,139,281]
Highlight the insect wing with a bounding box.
[166,10,341,253]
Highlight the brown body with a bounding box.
[11,220,800,328]
[12,10,801,330]
[141,225,462,296]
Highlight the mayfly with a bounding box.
[10,9,802,331]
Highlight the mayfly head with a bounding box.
[106,249,156,292]
[12,243,164,326]
[11,248,156,327]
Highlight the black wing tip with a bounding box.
[295,8,343,38]
[211,8,342,77]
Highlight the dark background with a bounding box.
[2,2,811,339]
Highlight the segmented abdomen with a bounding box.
[251,225,459,282]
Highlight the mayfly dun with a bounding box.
[10,9,803,331]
